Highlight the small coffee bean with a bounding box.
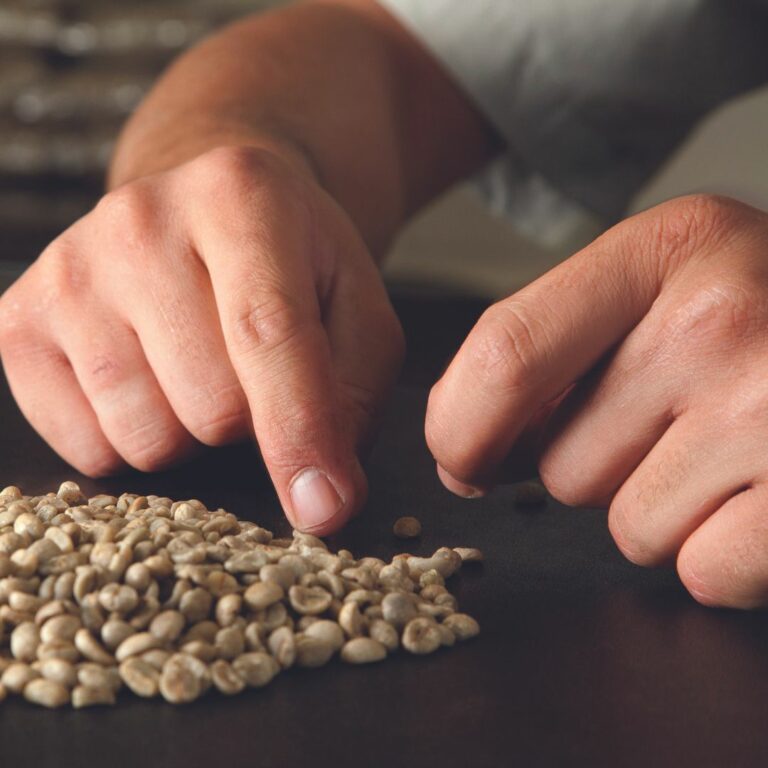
[24,678,70,708]
[72,685,116,708]
[243,582,284,611]
[341,637,387,664]
[443,613,480,641]
[120,657,160,698]
[210,660,246,696]
[402,617,442,655]
[393,516,422,539]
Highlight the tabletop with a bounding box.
[0,285,767,768]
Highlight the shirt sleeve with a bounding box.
[376,0,768,244]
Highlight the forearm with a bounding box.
[109,0,501,256]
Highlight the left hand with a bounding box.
[426,194,768,609]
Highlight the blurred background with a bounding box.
[2,0,768,298]
[0,0,263,273]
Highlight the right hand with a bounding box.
[0,146,404,534]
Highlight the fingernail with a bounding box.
[436,463,485,499]
[289,468,344,531]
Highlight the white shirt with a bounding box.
[377,0,768,244]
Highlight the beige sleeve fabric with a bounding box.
[377,0,768,244]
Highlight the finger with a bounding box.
[436,463,486,498]
[52,305,198,472]
[494,385,575,486]
[190,150,362,534]
[607,412,756,567]
[0,330,123,476]
[436,419,546,498]
[677,483,768,609]
[538,342,676,508]
[323,235,405,453]
[425,196,730,492]
[116,253,252,448]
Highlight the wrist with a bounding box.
[108,120,321,192]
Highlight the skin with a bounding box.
[428,194,768,609]
[0,0,499,535]
[0,1,766,608]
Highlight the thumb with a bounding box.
[425,195,729,492]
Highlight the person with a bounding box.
[2,0,768,609]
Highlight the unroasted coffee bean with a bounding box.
[288,585,332,615]
[101,619,135,651]
[453,547,484,563]
[294,636,334,669]
[72,684,115,709]
[211,659,245,695]
[10,622,40,662]
[120,657,160,698]
[341,637,387,664]
[232,652,279,687]
[513,480,547,507]
[39,658,77,687]
[149,611,185,643]
[159,654,207,704]
[0,482,479,710]
[78,664,118,692]
[402,617,442,655]
[443,613,480,641]
[381,593,418,628]
[2,662,40,694]
[267,626,295,669]
[24,678,69,708]
[393,516,422,539]
[369,619,399,652]
[303,620,344,652]
[115,632,160,663]
[338,602,365,638]
[243,582,284,611]
[215,626,245,660]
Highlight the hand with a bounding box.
[427,194,768,608]
[0,146,404,534]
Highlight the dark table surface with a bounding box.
[0,289,767,768]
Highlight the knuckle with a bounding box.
[681,281,766,338]
[194,146,315,238]
[95,182,153,226]
[652,194,741,259]
[229,292,307,354]
[1,240,86,349]
[467,303,544,394]
[341,379,380,432]
[0,289,26,347]
[95,184,157,243]
[660,281,762,355]
[37,236,88,303]
[259,401,333,473]
[80,353,127,398]
[196,145,284,199]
